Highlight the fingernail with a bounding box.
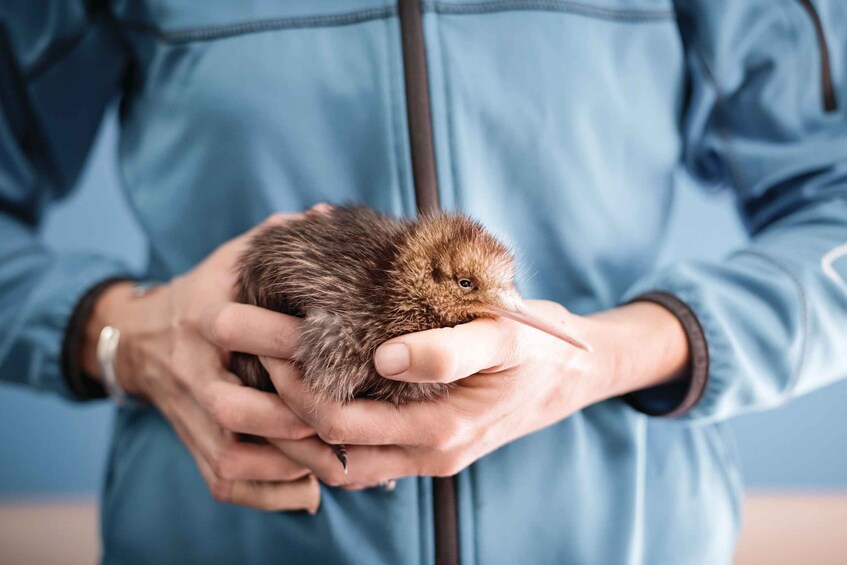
[374,343,410,376]
[333,444,348,474]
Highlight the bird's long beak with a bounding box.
[482,293,594,353]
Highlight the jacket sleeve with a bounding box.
[0,3,133,398]
[624,0,847,423]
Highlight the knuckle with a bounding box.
[546,300,570,316]
[280,465,305,482]
[316,421,343,445]
[211,304,238,348]
[209,478,232,503]
[428,348,458,382]
[271,325,295,354]
[170,367,193,390]
[431,418,468,452]
[500,327,525,368]
[211,446,238,480]
[167,349,193,386]
[210,396,239,430]
[287,422,313,441]
[430,451,469,478]
[264,213,289,225]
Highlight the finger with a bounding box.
[306,202,334,215]
[172,385,313,481]
[157,400,241,504]
[197,378,314,439]
[258,357,315,426]
[374,318,518,383]
[213,212,304,270]
[230,474,321,514]
[209,440,312,482]
[263,356,435,447]
[271,437,414,487]
[202,302,303,359]
[163,394,319,511]
[192,441,321,513]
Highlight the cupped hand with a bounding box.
[84,211,325,512]
[261,300,689,487]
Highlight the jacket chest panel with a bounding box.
[114,0,684,300]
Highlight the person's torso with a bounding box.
[102,1,742,563]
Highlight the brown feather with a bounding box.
[231,204,517,405]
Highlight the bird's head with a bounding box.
[392,213,591,351]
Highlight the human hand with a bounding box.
[81,212,322,512]
[261,300,690,487]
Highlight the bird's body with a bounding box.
[233,206,500,403]
[232,204,589,406]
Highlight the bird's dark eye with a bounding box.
[458,278,474,290]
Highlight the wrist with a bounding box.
[81,281,145,395]
[583,301,690,404]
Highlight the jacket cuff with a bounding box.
[623,291,709,417]
[61,276,133,401]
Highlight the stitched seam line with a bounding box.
[117,0,675,45]
[422,0,675,22]
[689,37,749,193]
[117,6,399,44]
[731,249,809,399]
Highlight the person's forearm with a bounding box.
[583,301,691,403]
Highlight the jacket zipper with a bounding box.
[397,1,460,564]
[796,0,838,112]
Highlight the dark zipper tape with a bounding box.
[399,0,440,216]
[397,1,460,564]
[432,476,460,565]
[796,0,838,112]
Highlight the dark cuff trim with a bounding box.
[61,277,133,401]
[623,291,709,418]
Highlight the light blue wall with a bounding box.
[0,109,845,495]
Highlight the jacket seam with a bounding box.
[687,32,750,193]
[24,2,117,81]
[0,24,64,190]
[795,0,838,111]
[422,0,675,22]
[730,249,809,400]
[381,14,407,217]
[24,28,88,81]
[114,0,676,46]
[116,6,399,44]
[433,7,461,212]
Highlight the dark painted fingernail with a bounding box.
[333,444,348,474]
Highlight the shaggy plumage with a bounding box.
[231,204,517,405]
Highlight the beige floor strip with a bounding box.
[0,494,845,564]
[0,499,100,565]
[735,493,847,565]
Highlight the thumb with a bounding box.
[374,319,515,384]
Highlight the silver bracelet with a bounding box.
[97,325,126,406]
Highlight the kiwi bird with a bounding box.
[231,205,591,469]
